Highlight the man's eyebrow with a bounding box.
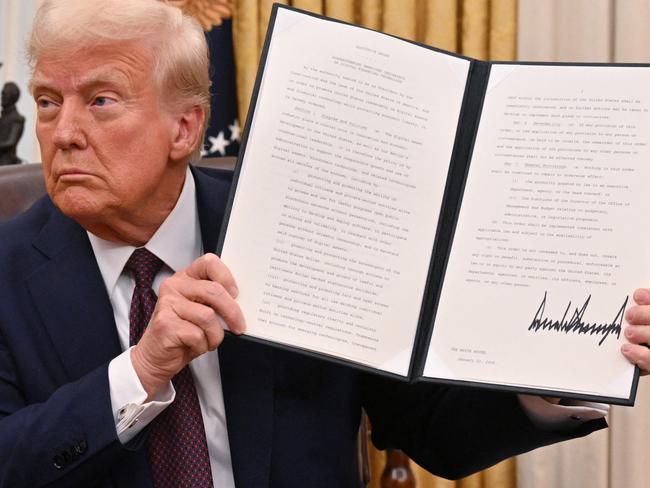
[29,75,54,93]
[30,71,132,94]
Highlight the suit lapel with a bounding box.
[193,166,275,488]
[27,209,122,380]
[27,166,230,378]
[192,165,228,254]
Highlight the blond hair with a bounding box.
[29,0,211,161]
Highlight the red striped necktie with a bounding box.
[126,248,214,487]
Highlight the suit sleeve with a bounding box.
[0,335,144,488]
[361,374,606,480]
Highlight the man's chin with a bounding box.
[51,189,106,224]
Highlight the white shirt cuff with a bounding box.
[108,347,175,444]
[518,394,609,431]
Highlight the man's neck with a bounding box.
[74,165,188,246]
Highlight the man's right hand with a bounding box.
[130,253,246,400]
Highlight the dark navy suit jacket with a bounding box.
[0,167,605,487]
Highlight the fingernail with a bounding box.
[622,343,632,353]
[626,308,636,322]
[625,327,634,338]
[635,289,650,303]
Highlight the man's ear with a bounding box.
[169,106,205,161]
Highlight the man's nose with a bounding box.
[52,101,87,149]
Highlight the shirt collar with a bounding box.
[88,167,202,297]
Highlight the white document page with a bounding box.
[220,8,470,375]
[425,64,650,399]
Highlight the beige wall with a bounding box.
[0,0,40,163]
[518,0,650,62]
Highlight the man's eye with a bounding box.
[92,96,117,107]
[37,98,55,109]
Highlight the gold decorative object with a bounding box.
[167,0,233,31]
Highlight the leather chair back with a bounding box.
[0,164,47,221]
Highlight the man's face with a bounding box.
[32,43,187,243]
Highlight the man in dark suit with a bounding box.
[1,0,649,487]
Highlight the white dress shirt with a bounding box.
[88,168,608,488]
[89,168,236,488]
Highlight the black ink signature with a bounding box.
[528,292,627,346]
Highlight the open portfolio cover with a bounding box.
[216,3,649,405]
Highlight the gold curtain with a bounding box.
[232,0,516,121]
[230,1,517,487]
